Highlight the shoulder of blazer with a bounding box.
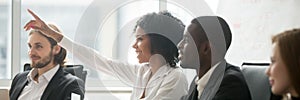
[60,67,84,86]
[224,63,243,76]
[42,67,84,100]
[222,63,248,87]
[223,63,250,93]
[10,71,30,90]
[46,66,84,88]
[13,71,30,81]
[9,71,30,100]
[61,70,84,87]
[42,67,76,91]
[41,67,85,100]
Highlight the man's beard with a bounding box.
[31,51,53,68]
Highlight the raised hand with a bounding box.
[24,9,47,31]
[24,9,63,42]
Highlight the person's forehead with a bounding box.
[183,30,192,39]
[135,26,146,36]
[28,32,50,45]
[272,43,280,55]
[187,23,200,40]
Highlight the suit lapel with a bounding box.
[41,67,64,100]
[200,61,226,100]
[13,74,29,100]
[180,76,198,100]
[188,84,199,100]
[188,76,197,97]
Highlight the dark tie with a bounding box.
[181,76,199,100]
[187,85,198,100]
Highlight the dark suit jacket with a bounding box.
[9,67,85,100]
[182,63,252,100]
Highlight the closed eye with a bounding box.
[36,44,43,49]
[136,35,144,41]
[34,43,43,50]
[28,43,32,49]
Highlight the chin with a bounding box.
[272,87,288,95]
[180,62,192,69]
[138,60,146,64]
[139,60,147,64]
[180,62,198,69]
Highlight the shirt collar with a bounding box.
[195,60,222,86]
[27,68,38,83]
[195,60,225,99]
[27,64,60,82]
[153,64,171,77]
[148,64,173,82]
[43,64,60,82]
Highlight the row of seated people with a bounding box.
[7,61,287,100]
[8,9,300,100]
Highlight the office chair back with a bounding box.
[241,62,271,100]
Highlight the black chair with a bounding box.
[24,63,87,83]
[241,62,271,100]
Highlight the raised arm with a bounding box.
[24,9,140,85]
[24,9,63,42]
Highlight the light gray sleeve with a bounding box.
[59,36,141,85]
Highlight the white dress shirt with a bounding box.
[195,62,220,99]
[60,37,188,100]
[18,64,59,100]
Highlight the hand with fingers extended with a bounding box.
[24,9,64,42]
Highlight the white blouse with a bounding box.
[59,37,188,100]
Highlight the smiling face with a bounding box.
[266,43,292,95]
[28,32,55,68]
[132,26,152,63]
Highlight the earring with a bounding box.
[284,92,291,100]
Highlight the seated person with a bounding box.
[9,24,85,100]
[179,16,251,100]
[266,28,300,100]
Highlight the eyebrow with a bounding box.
[28,42,42,46]
[35,42,42,45]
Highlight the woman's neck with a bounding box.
[149,54,167,75]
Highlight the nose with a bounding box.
[28,48,36,56]
[132,41,138,49]
[177,40,184,50]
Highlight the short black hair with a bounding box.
[191,16,232,51]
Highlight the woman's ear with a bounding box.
[52,45,61,55]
